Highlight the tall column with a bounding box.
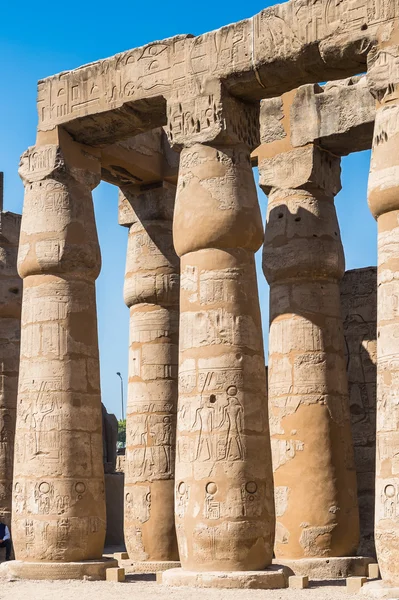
[260,144,360,573]
[367,40,399,589]
[119,181,180,568]
[11,139,116,579]
[163,88,281,589]
[0,196,22,531]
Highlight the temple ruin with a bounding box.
[2,0,399,595]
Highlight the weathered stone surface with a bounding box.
[12,136,106,565]
[274,556,373,579]
[3,557,118,580]
[162,566,288,589]
[361,580,399,598]
[35,1,399,144]
[261,143,359,561]
[100,129,178,187]
[254,77,375,165]
[290,77,375,154]
[173,96,274,572]
[119,559,180,574]
[105,566,125,582]
[347,577,368,592]
[341,268,377,558]
[0,175,22,531]
[120,182,179,563]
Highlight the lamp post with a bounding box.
[116,372,124,420]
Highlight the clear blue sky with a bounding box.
[0,1,376,420]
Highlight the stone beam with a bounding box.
[100,129,178,186]
[36,1,398,145]
[253,76,375,165]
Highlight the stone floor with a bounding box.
[0,575,377,600]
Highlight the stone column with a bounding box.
[10,140,116,580]
[0,191,22,531]
[163,89,281,589]
[119,181,180,569]
[367,42,399,589]
[260,144,360,574]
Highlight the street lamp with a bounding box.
[116,372,124,420]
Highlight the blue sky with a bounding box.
[0,1,376,419]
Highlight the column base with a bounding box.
[2,557,118,580]
[162,566,288,589]
[117,559,180,574]
[361,581,399,598]
[273,556,374,579]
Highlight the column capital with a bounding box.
[259,144,341,198]
[166,82,260,150]
[19,134,101,190]
[367,44,399,104]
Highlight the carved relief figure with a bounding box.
[193,396,215,461]
[219,385,244,461]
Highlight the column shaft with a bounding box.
[369,98,399,585]
[174,142,274,571]
[261,145,359,559]
[121,183,179,561]
[12,144,105,562]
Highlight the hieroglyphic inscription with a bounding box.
[178,369,245,464]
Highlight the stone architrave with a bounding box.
[34,1,398,144]
[260,143,360,563]
[119,182,180,565]
[0,175,22,530]
[367,37,399,590]
[340,268,377,559]
[11,137,116,579]
[163,88,277,586]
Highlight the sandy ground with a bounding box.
[0,575,377,600]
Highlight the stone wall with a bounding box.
[0,172,22,530]
[340,267,377,558]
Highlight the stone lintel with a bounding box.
[253,76,375,167]
[258,144,341,196]
[35,2,399,143]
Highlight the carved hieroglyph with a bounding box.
[367,35,399,586]
[0,193,22,529]
[12,141,106,562]
[341,268,377,559]
[172,95,275,572]
[120,182,179,562]
[36,0,399,145]
[261,144,359,560]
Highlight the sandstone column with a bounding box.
[367,41,399,588]
[0,178,22,531]
[260,144,360,573]
[119,182,180,569]
[163,89,281,589]
[10,139,116,579]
